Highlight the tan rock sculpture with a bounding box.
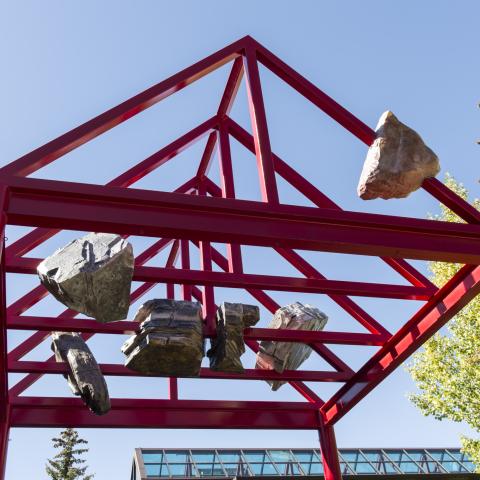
[357,111,440,200]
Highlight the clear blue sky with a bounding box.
[1,1,479,478]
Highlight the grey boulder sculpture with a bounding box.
[357,111,440,200]
[51,331,111,415]
[122,299,204,376]
[37,232,134,323]
[207,302,260,373]
[256,302,328,391]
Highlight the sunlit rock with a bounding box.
[357,111,440,200]
[37,232,134,323]
[255,302,328,391]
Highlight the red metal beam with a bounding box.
[196,56,244,178]
[10,397,319,429]
[6,176,480,263]
[318,421,342,480]
[217,123,243,273]
[0,187,9,480]
[8,361,353,383]
[243,44,279,204]
[322,264,480,424]
[6,315,386,346]
[6,259,433,300]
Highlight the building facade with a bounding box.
[130,448,476,479]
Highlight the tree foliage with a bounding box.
[45,428,94,480]
[407,174,480,470]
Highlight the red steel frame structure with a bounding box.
[1,36,480,480]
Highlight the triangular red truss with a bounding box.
[1,35,480,480]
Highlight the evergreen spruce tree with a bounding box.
[407,174,480,471]
[45,428,94,480]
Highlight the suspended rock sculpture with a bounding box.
[357,110,440,200]
[37,232,134,323]
[122,299,204,376]
[51,331,111,415]
[207,302,260,373]
[256,302,328,391]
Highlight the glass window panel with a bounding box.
[362,451,382,462]
[384,450,406,462]
[352,462,377,474]
[424,461,444,473]
[305,462,323,475]
[276,462,301,475]
[448,450,463,460]
[218,451,242,463]
[244,451,268,463]
[142,452,163,463]
[426,450,447,461]
[405,450,422,460]
[192,452,216,463]
[196,463,224,476]
[268,450,293,463]
[341,450,361,462]
[294,450,315,463]
[248,462,277,475]
[166,451,189,463]
[462,460,475,472]
[144,464,161,477]
[398,461,422,473]
[223,463,241,476]
[440,461,464,473]
[382,462,400,474]
[168,463,190,476]
[340,462,354,474]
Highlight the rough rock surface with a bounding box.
[37,232,134,323]
[207,302,260,373]
[357,111,440,200]
[51,331,111,415]
[122,299,204,376]
[256,302,328,391]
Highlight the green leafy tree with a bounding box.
[45,428,94,480]
[407,174,480,470]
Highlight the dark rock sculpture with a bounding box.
[51,331,111,415]
[122,299,204,376]
[207,302,260,373]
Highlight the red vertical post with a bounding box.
[0,186,10,480]
[243,43,279,204]
[217,123,243,273]
[180,240,192,301]
[165,240,180,299]
[197,185,216,332]
[165,240,179,398]
[318,419,342,480]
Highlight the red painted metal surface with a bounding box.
[1,36,478,480]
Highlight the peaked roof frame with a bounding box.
[1,36,480,480]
